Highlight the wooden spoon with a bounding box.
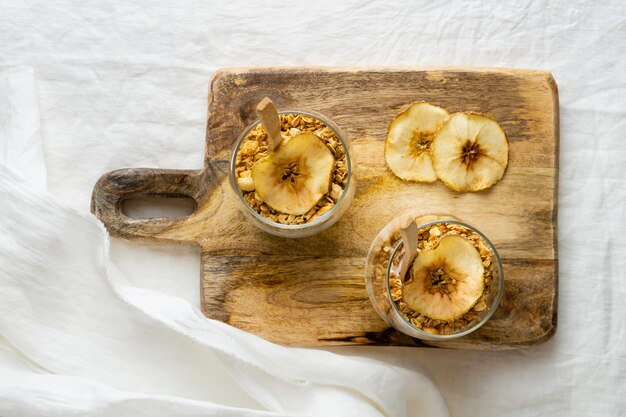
[256,97,283,152]
[399,220,419,281]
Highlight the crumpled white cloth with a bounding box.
[1,0,626,416]
[0,66,448,417]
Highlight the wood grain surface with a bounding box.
[91,67,559,349]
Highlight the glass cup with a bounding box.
[229,110,355,238]
[365,212,504,340]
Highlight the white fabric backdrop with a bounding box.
[1,1,625,416]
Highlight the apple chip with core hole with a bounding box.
[385,102,449,182]
[403,235,485,321]
[251,133,334,215]
[432,112,509,192]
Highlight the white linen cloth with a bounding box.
[1,1,625,416]
[0,69,447,416]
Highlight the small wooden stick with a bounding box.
[399,220,419,280]
[256,97,283,152]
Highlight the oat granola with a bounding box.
[375,222,496,336]
[234,114,347,225]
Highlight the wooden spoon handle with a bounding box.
[256,97,283,152]
[399,220,419,280]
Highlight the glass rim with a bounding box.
[229,109,353,230]
[386,219,504,339]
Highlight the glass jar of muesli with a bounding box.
[364,211,504,340]
[229,110,355,238]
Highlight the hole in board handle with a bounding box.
[121,196,196,219]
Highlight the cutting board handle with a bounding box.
[91,168,202,243]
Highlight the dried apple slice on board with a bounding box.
[403,235,485,321]
[385,102,449,182]
[432,112,509,192]
[252,133,334,215]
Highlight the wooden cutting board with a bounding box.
[91,67,559,350]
